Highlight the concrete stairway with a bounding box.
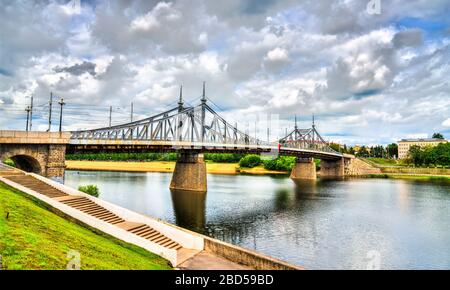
[58,196,125,225]
[0,167,182,253]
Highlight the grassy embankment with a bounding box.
[363,158,450,181]
[364,173,450,182]
[0,181,172,270]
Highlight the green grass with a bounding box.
[366,158,405,166]
[0,182,172,270]
[365,173,450,182]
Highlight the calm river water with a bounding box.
[65,170,450,269]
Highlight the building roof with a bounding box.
[398,138,447,142]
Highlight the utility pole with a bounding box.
[29,95,33,131]
[47,92,53,132]
[312,114,315,148]
[25,106,31,131]
[109,106,112,127]
[294,115,298,139]
[131,102,134,122]
[178,85,184,112]
[201,81,206,143]
[234,122,237,144]
[58,97,66,132]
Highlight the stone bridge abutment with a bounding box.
[0,131,70,181]
[289,155,381,182]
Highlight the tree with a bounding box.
[433,143,450,166]
[408,145,423,166]
[386,143,398,159]
[348,146,355,155]
[329,143,341,152]
[357,146,370,157]
[432,133,444,139]
[408,143,450,167]
[371,145,385,158]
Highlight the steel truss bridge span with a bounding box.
[69,96,347,161]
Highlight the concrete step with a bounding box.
[3,175,68,198]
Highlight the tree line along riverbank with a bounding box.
[62,153,450,181]
[65,152,304,174]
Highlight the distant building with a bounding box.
[397,138,447,159]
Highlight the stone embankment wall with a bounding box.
[345,158,382,176]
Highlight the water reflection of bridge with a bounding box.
[170,180,324,248]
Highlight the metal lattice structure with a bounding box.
[71,86,264,146]
[70,84,340,157]
[278,116,339,154]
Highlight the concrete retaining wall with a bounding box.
[203,237,304,270]
[345,158,382,176]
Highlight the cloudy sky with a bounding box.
[0,0,449,145]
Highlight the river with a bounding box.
[64,170,450,269]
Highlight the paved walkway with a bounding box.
[178,251,250,270]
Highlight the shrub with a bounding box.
[204,153,243,163]
[3,158,16,168]
[78,185,100,197]
[263,156,296,171]
[239,154,261,168]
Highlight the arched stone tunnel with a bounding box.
[0,144,67,180]
[8,154,42,174]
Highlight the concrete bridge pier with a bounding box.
[290,158,317,180]
[320,158,345,178]
[170,152,207,192]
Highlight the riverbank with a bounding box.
[364,173,450,182]
[66,160,450,181]
[360,158,450,179]
[0,181,172,270]
[65,160,288,175]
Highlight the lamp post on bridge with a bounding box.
[27,95,33,131]
[47,92,53,132]
[58,97,66,132]
[25,106,31,131]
